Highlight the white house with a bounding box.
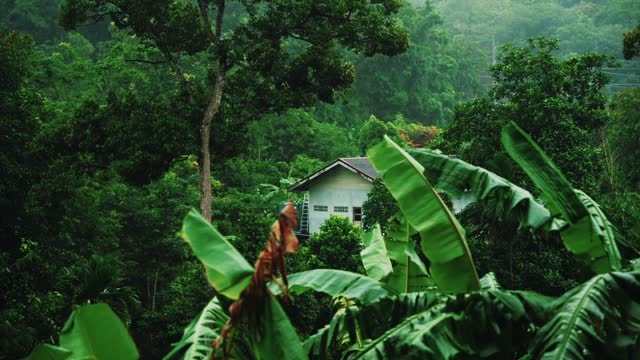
[288,156,474,235]
[289,157,378,235]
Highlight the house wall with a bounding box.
[308,166,373,234]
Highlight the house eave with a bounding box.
[288,160,375,192]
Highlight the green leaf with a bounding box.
[163,297,229,360]
[367,135,480,293]
[502,122,622,272]
[529,271,640,359]
[256,297,308,360]
[269,269,397,305]
[501,122,584,221]
[348,291,536,359]
[479,272,502,290]
[304,292,442,359]
[181,209,254,299]
[25,344,71,360]
[361,224,393,281]
[384,214,433,293]
[58,303,138,360]
[407,148,552,229]
[562,190,622,273]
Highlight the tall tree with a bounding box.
[439,38,611,195]
[60,0,409,222]
[623,24,640,59]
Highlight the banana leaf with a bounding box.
[407,148,552,229]
[255,296,307,360]
[502,122,622,272]
[269,269,397,305]
[348,291,537,359]
[368,135,480,293]
[479,272,502,290]
[529,271,640,359]
[59,304,138,360]
[361,224,393,281]
[181,209,254,299]
[163,297,229,360]
[25,344,71,360]
[384,214,433,293]
[305,292,442,359]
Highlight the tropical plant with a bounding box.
[24,124,640,359]
[26,303,139,360]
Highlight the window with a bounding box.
[334,206,348,213]
[314,205,328,212]
[353,207,362,222]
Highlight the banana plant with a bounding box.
[529,271,640,359]
[502,122,622,273]
[360,217,433,294]
[407,148,552,230]
[24,124,640,360]
[360,224,393,281]
[171,207,396,360]
[368,135,480,293]
[26,304,139,360]
[163,297,229,360]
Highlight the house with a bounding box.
[289,156,474,235]
[289,157,378,235]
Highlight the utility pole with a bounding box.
[492,35,497,87]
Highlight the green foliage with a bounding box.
[607,86,640,192]
[407,148,552,229]
[248,109,357,163]
[368,135,480,293]
[344,2,484,125]
[58,0,410,130]
[0,0,67,42]
[306,215,365,274]
[357,115,402,155]
[360,224,393,281]
[164,297,228,360]
[0,28,38,254]
[503,122,622,273]
[362,178,398,233]
[5,1,640,358]
[26,303,139,360]
[623,24,640,59]
[440,37,611,195]
[348,291,540,359]
[600,192,640,255]
[270,269,397,306]
[181,209,254,300]
[529,271,640,359]
[384,214,432,293]
[62,255,140,326]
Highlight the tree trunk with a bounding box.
[199,71,226,222]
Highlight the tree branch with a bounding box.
[197,0,216,43]
[215,0,225,40]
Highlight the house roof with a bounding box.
[288,157,379,192]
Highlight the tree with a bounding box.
[306,215,365,274]
[0,28,37,253]
[362,179,397,232]
[607,86,640,192]
[345,1,484,125]
[357,115,401,155]
[623,24,640,59]
[440,37,611,195]
[60,0,409,222]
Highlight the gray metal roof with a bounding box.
[339,157,379,179]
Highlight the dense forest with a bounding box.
[2,0,640,359]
